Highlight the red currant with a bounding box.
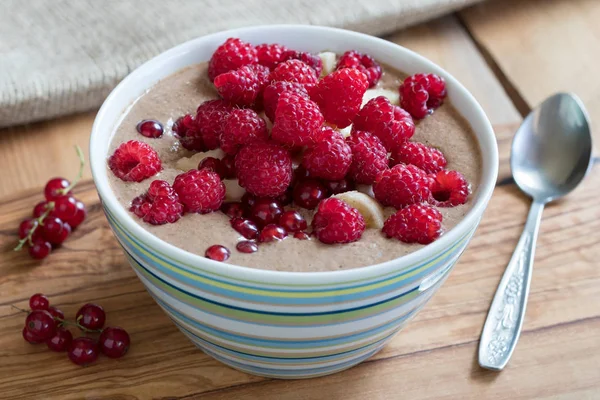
[248,198,283,228]
[236,240,258,253]
[68,337,99,366]
[44,178,70,201]
[293,179,328,209]
[259,224,287,243]
[76,303,106,330]
[29,240,52,259]
[33,201,53,218]
[220,154,237,179]
[136,119,164,138]
[41,217,70,245]
[231,218,259,240]
[29,293,49,311]
[68,200,86,229]
[25,310,56,340]
[99,327,130,358]
[205,245,230,261]
[53,196,77,221]
[47,306,65,325]
[46,327,73,352]
[220,202,244,219]
[279,211,307,232]
[18,219,40,240]
[198,157,226,179]
[22,326,44,344]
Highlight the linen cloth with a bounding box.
[0,0,480,127]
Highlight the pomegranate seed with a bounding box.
[221,154,237,179]
[136,119,164,138]
[273,188,293,206]
[241,192,257,212]
[29,293,49,311]
[68,337,99,366]
[236,240,258,253]
[76,303,106,330]
[231,218,259,239]
[22,326,44,344]
[248,198,283,228]
[29,240,51,259]
[259,224,287,242]
[25,310,56,340]
[46,327,73,352]
[198,157,226,179]
[44,178,70,201]
[293,165,312,184]
[279,211,307,232]
[293,179,328,209]
[99,327,130,358]
[221,202,244,219]
[293,231,311,240]
[324,178,355,195]
[205,245,230,261]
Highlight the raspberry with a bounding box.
[383,204,442,244]
[373,164,430,209]
[262,81,309,122]
[399,73,447,119]
[214,64,270,107]
[430,170,470,207]
[271,92,324,147]
[353,96,415,152]
[390,141,447,174]
[108,140,161,182]
[282,51,323,76]
[302,127,352,181]
[130,180,183,225]
[312,198,365,244]
[346,130,388,184]
[311,68,368,128]
[336,50,382,88]
[173,114,205,151]
[220,109,268,155]
[256,43,289,69]
[208,38,258,81]
[235,142,292,197]
[195,99,233,150]
[173,169,226,213]
[269,59,318,86]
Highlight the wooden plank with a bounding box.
[460,0,600,151]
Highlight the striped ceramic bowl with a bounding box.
[90,25,498,379]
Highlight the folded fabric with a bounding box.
[0,0,480,127]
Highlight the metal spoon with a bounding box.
[478,93,593,371]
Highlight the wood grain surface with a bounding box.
[1,2,600,399]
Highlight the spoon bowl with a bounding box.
[511,93,593,203]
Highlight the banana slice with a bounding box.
[355,184,375,198]
[223,179,245,202]
[337,125,352,138]
[334,190,384,229]
[318,52,337,77]
[175,149,225,171]
[362,88,400,106]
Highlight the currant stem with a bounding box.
[13,202,55,251]
[11,304,102,333]
[60,145,85,195]
[11,305,29,314]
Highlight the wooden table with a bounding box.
[1,0,599,398]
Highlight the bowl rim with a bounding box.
[90,24,498,284]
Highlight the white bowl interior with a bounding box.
[90,25,498,284]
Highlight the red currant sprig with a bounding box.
[14,146,87,259]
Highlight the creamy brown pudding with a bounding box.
[107,60,482,271]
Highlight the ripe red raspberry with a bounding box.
[173,169,226,213]
[282,50,323,76]
[271,92,324,147]
[383,204,443,244]
[430,170,470,207]
[346,130,388,184]
[235,142,292,197]
[256,43,289,69]
[195,99,232,150]
[390,141,447,174]
[109,140,161,182]
[208,38,258,81]
[220,109,268,155]
[302,127,352,181]
[311,68,368,128]
[269,59,318,86]
[312,198,365,244]
[353,96,415,152]
[214,64,270,107]
[373,164,430,209]
[399,73,447,119]
[130,180,183,225]
[262,81,309,122]
[173,114,205,151]
[336,50,382,87]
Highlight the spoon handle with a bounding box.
[478,200,545,371]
